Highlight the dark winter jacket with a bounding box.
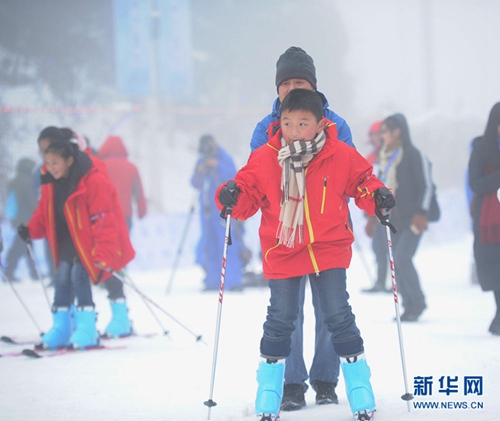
[250,91,353,152]
[468,102,500,291]
[98,136,147,220]
[387,114,437,229]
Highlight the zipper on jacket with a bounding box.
[303,168,320,276]
[64,203,97,280]
[321,177,327,214]
[307,244,320,277]
[264,243,280,266]
[76,204,83,230]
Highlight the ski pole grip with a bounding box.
[227,180,237,192]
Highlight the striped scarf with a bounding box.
[277,131,326,247]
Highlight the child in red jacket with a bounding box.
[216,89,395,421]
[19,138,135,349]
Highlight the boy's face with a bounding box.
[281,109,325,145]
[278,78,315,102]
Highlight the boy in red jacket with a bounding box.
[216,89,395,421]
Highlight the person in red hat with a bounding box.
[362,121,391,293]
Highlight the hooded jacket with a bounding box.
[98,135,147,219]
[216,120,384,279]
[27,152,135,284]
[386,114,437,228]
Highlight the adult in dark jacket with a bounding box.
[3,158,38,281]
[468,102,500,335]
[190,134,244,291]
[380,113,437,322]
[98,135,147,230]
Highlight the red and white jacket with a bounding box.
[28,164,135,284]
[216,120,385,279]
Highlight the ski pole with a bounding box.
[384,224,414,411]
[102,267,205,344]
[0,267,44,335]
[204,181,236,420]
[165,191,198,295]
[25,241,52,311]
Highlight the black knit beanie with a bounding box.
[275,46,317,91]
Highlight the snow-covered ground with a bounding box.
[0,227,498,421]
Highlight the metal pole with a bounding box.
[385,225,414,411]
[203,206,233,420]
[0,268,43,334]
[166,191,198,294]
[26,242,52,310]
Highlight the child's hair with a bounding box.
[44,138,78,160]
[280,89,323,122]
[37,126,65,144]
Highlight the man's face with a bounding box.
[278,78,315,102]
[280,109,325,146]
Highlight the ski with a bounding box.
[0,335,40,346]
[100,331,159,340]
[1,332,159,347]
[21,344,127,359]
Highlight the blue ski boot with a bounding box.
[255,359,285,419]
[340,353,375,420]
[104,299,133,338]
[41,307,72,349]
[69,307,99,349]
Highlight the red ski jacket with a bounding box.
[216,120,386,279]
[28,164,135,284]
[98,136,147,219]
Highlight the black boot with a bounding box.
[312,380,338,405]
[280,384,306,411]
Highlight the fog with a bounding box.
[1,0,499,226]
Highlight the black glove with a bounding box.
[374,187,397,233]
[219,180,239,207]
[374,187,396,213]
[17,224,32,244]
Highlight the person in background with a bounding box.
[3,158,38,281]
[250,46,350,411]
[190,134,245,292]
[379,113,438,322]
[19,137,135,349]
[363,121,391,293]
[98,135,147,231]
[36,126,135,338]
[468,102,500,335]
[217,89,395,421]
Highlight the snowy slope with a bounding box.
[0,233,498,421]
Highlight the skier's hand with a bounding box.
[219,180,240,207]
[17,224,32,244]
[374,187,397,234]
[374,187,396,215]
[410,213,428,235]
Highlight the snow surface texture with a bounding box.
[1,198,499,421]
